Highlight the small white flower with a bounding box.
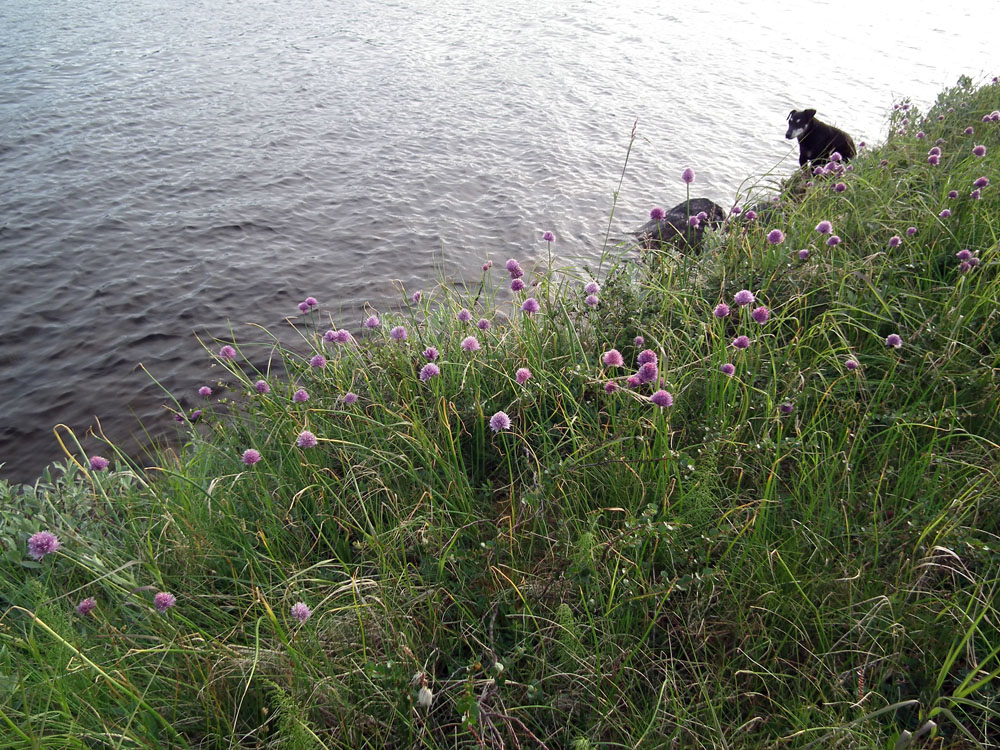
[417,685,434,709]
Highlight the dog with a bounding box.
[786,109,856,166]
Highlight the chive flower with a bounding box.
[973,177,989,189]
[939,209,951,219]
[633,336,644,346]
[973,145,986,157]
[76,597,97,616]
[585,294,599,307]
[827,235,842,246]
[845,359,859,371]
[584,281,600,295]
[732,335,751,350]
[296,431,318,448]
[457,309,472,323]
[948,190,959,199]
[255,380,270,394]
[779,402,795,415]
[833,182,847,193]
[420,363,440,382]
[681,167,695,184]
[390,326,407,342]
[751,306,770,324]
[733,289,755,307]
[219,345,237,360]
[489,411,511,432]
[304,297,318,308]
[888,236,901,247]
[885,333,903,348]
[713,303,730,318]
[906,227,917,236]
[650,390,674,408]
[637,349,657,365]
[602,349,624,367]
[521,298,540,315]
[720,363,736,376]
[292,388,309,403]
[291,602,311,623]
[342,392,358,405]
[477,318,491,330]
[542,231,555,242]
[928,154,940,165]
[364,314,381,329]
[422,346,439,361]
[511,279,526,292]
[242,449,262,465]
[604,381,619,393]
[650,207,666,220]
[89,455,110,471]
[309,354,326,368]
[638,362,659,383]
[515,367,532,385]
[154,592,176,613]
[767,229,785,245]
[460,336,480,352]
[798,249,810,260]
[198,386,212,397]
[27,531,60,560]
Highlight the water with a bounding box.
[0,0,994,484]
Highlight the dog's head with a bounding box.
[786,109,817,139]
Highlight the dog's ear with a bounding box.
[803,108,817,120]
[787,110,797,121]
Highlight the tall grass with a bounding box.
[2,75,998,749]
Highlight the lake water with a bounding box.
[0,0,994,484]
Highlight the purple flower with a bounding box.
[971,190,982,200]
[390,326,407,342]
[489,411,511,432]
[364,314,381,329]
[461,336,480,352]
[713,303,731,318]
[733,289,755,307]
[637,349,658,365]
[626,374,642,388]
[585,294,599,308]
[511,278,526,292]
[198,385,212,397]
[779,402,795,415]
[885,333,903,349]
[505,258,520,273]
[798,249,810,260]
[291,602,311,623]
[633,336,644,346]
[27,531,60,560]
[732,335,751,350]
[242,449,261,466]
[189,410,203,423]
[959,261,972,272]
[845,359,859,371]
[342,392,358,405]
[584,281,600,295]
[477,318,491,330]
[419,363,440,382]
[688,216,700,228]
[973,145,987,157]
[830,151,843,162]
[650,390,674,408]
[956,249,972,261]
[965,126,975,135]
[928,154,940,165]
[827,235,842,247]
[948,190,959,199]
[751,306,770,324]
[292,388,309,403]
[939,209,952,219]
[297,430,318,448]
[422,346,439,361]
[483,260,493,271]
[650,206,666,220]
[255,380,270,394]
[328,329,352,344]
[604,381,619,394]
[602,349,624,367]
[719,363,736,376]
[697,211,708,222]
[906,227,917,236]
[411,291,422,303]
[542,231,555,242]
[744,210,757,221]
[767,229,785,245]
[637,362,659,384]
[309,354,326,368]
[888,236,901,247]
[76,597,97,616]
[298,301,310,313]
[973,176,989,189]
[731,206,742,215]
[515,367,532,385]
[833,182,847,193]
[521,298,540,315]
[89,455,110,471]
[681,167,695,184]
[154,592,176,613]
[457,309,472,323]
[928,146,941,157]
[219,345,237,360]
[304,297,318,308]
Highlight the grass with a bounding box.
[1,75,998,749]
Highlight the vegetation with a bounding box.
[2,76,998,749]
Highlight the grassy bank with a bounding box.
[2,76,998,749]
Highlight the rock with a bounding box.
[634,198,726,251]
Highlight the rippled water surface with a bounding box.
[0,0,994,482]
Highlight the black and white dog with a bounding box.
[786,109,856,166]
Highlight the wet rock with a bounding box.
[634,198,726,251]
